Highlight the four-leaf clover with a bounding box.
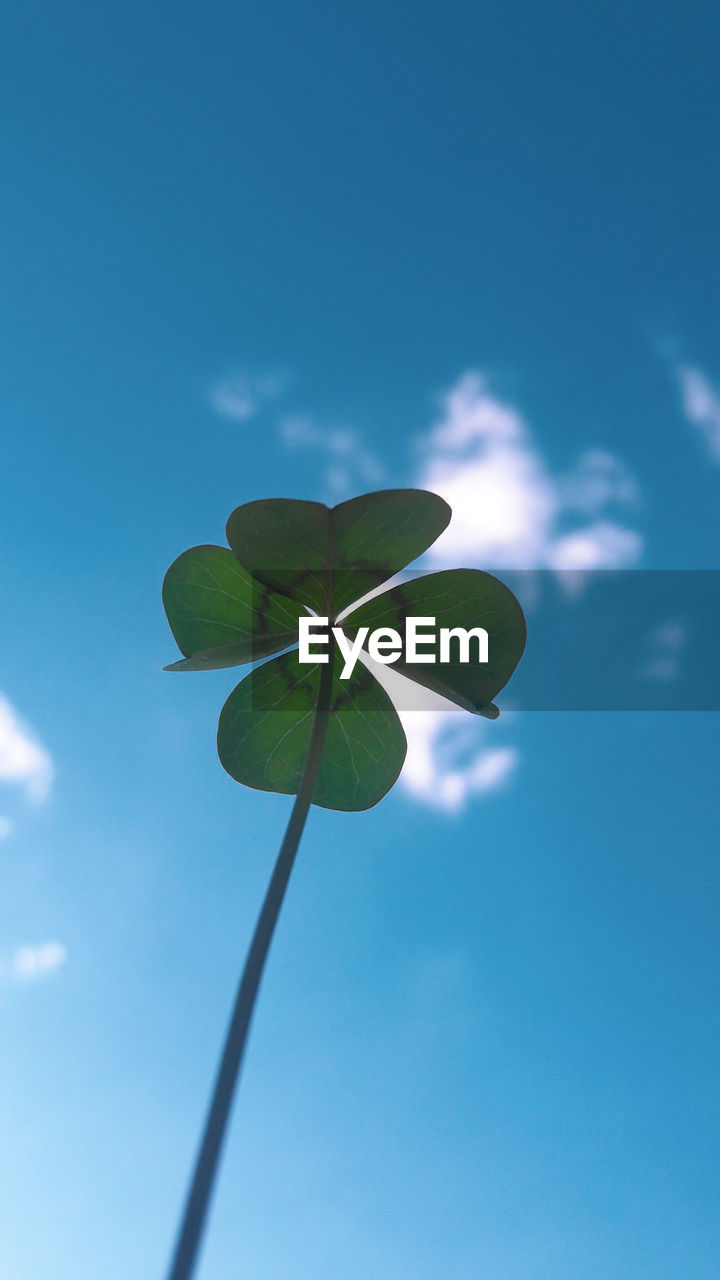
[163,489,526,810]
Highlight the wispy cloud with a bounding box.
[209,369,286,421]
[0,693,54,804]
[399,710,518,813]
[640,620,687,683]
[279,415,385,500]
[1,941,67,983]
[392,370,644,812]
[417,371,642,571]
[675,363,720,462]
[0,816,12,840]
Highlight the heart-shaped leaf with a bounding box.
[162,545,305,671]
[225,489,451,618]
[343,568,526,715]
[217,646,407,811]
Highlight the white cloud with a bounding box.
[389,370,644,812]
[640,620,687,683]
[418,371,642,571]
[0,693,54,803]
[209,369,285,421]
[557,448,639,514]
[675,364,720,462]
[399,710,518,813]
[549,521,642,572]
[2,941,67,983]
[279,416,385,500]
[0,816,12,840]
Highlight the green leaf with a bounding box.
[225,489,451,618]
[217,647,407,811]
[164,493,527,808]
[162,545,305,670]
[343,568,526,715]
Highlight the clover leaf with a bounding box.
[161,488,525,1280]
[163,489,526,810]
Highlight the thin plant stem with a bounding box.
[164,648,335,1280]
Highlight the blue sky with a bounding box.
[2,1,720,1277]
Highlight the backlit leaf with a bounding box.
[163,545,305,670]
[217,647,407,811]
[225,490,451,617]
[343,568,526,715]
